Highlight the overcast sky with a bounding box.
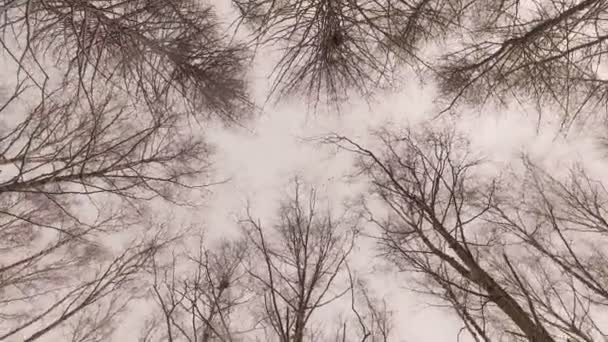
[4,1,608,340]
[181,48,608,339]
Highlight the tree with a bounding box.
[5,0,608,340]
[336,269,393,342]
[232,0,455,106]
[326,127,608,341]
[138,180,392,342]
[484,159,608,341]
[1,0,251,119]
[0,0,247,337]
[0,225,174,341]
[438,0,608,125]
[0,81,211,340]
[234,0,608,123]
[0,0,249,339]
[240,178,360,342]
[145,236,252,342]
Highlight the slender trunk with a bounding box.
[435,220,555,342]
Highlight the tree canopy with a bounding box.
[1,0,608,341]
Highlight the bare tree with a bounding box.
[240,178,359,342]
[483,159,608,341]
[438,0,608,126]
[332,268,392,342]
[232,0,464,106]
[0,0,252,341]
[233,0,608,123]
[326,128,572,341]
[145,236,252,342]
[0,228,173,341]
[0,0,251,119]
[0,84,212,340]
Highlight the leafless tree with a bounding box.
[145,236,253,342]
[483,159,608,341]
[331,268,392,342]
[438,0,608,126]
[0,227,173,341]
[240,178,359,342]
[232,0,464,106]
[0,0,252,341]
[0,84,213,340]
[326,127,602,341]
[234,0,608,123]
[0,0,249,338]
[0,0,251,119]
[0,94,209,197]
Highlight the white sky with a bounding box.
[194,54,608,339]
[3,1,608,340]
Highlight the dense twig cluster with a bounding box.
[233,0,463,106]
[235,0,608,122]
[1,0,251,118]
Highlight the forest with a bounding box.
[1,0,608,341]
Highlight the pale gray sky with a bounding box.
[3,1,608,340]
[195,56,608,340]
